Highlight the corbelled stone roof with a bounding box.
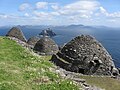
[27,36,40,47]
[34,36,59,55]
[51,35,118,75]
[6,27,27,42]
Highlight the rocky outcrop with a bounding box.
[34,36,59,55]
[6,27,27,42]
[54,67,103,90]
[27,36,40,48]
[7,37,28,48]
[51,35,118,75]
[39,28,56,37]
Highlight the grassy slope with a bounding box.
[1,36,120,90]
[80,75,120,90]
[0,37,80,90]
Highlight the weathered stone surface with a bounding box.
[53,67,103,90]
[34,36,59,55]
[39,28,56,37]
[6,27,27,42]
[51,35,118,75]
[8,37,28,48]
[27,36,40,48]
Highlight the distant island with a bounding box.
[39,28,56,37]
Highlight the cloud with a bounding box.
[1,0,120,26]
[107,19,116,22]
[59,1,100,16]
[99,7,107,14]
[18,0,101,22]
[65,1,99,11]
[33,11,49,17]
[19,3,30,11]
[51,3,59,10]
[50,12,60,16]
[18,1,101,25]
[0,14,8,19]
[99,7,120,18]
[33,11,60,21]
[109,12,120,18]
[24,13,29,17]
[36,2,48,9]
[33,11,53,20]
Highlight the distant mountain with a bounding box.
[49,24,97,32]
[66,24,84,28]
[1,24,120,32]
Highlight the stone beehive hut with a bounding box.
[6,27,27,42]
[34,36,59,55]
[27,36,40,48]
[51,35,118,75]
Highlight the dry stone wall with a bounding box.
[34,36,59,55]
[51,35,118,75]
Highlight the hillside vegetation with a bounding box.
[80,75,120,90]
[0,37,79,90]
[1,36,120,90]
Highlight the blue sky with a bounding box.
[0,0,120,27]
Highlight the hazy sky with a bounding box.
[0,0,120,27]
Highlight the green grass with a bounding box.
[2,36,120,90]
[0,37,80,90]
[80,75,120,90]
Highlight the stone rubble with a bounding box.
[54,67,104,90]
[7,37,29,48]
